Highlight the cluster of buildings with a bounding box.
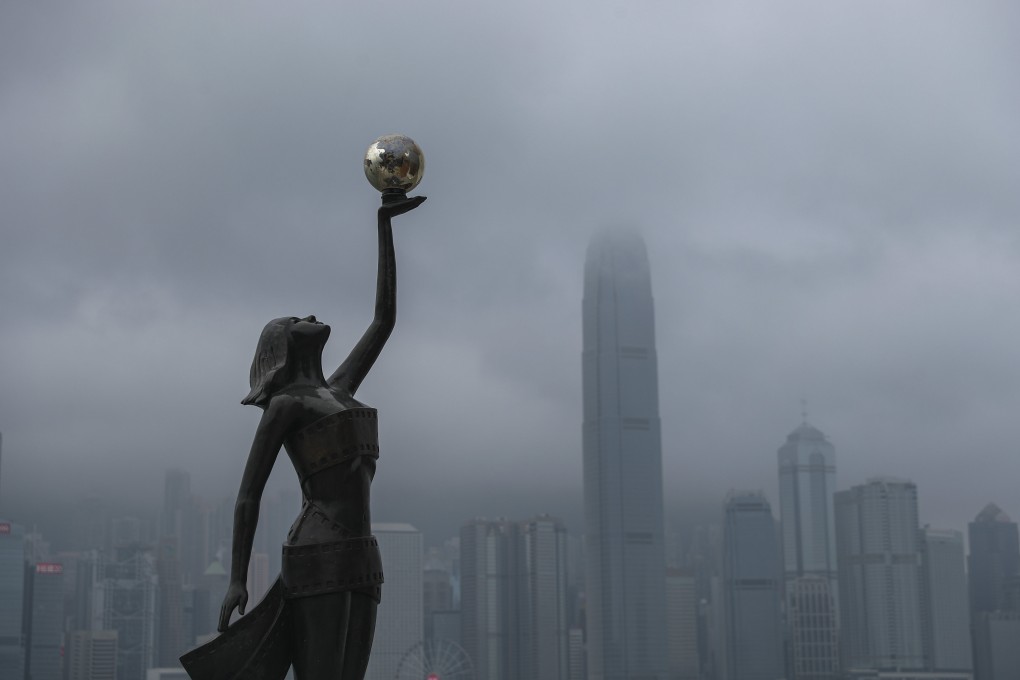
[1,232,1018,680]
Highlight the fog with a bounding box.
[1,2,1018,545]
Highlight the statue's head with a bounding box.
[242,316,330,407]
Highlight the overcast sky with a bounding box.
[1,2,1018,544]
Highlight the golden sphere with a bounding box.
[364,134,425,193]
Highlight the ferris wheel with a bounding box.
[394,639,474,680]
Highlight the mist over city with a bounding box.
[1,3,1018,680]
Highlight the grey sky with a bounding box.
[1,2,1018,542]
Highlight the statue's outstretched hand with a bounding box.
[218,580,249,632]
[380,195,426,219]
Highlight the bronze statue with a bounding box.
[181,136,426,680]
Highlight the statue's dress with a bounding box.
[181,407,384,680]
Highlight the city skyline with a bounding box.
[2,3,1019,552]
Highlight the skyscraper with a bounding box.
[919,527,972,672]
[521,515,571,680]
[968,503,1020,680]
[720,492,785,680]
[968,503,1019,616]
[835,478,924,673]
[0,520,25,678]
[777,421,840,680]
[25,561,65,680]
[665,568,700,680]
[100,544,158,680]
[460,518,522,680]
[582,231,668,680]
[460,516,573,680]
[366,523,423,680]
[66,630,118,680]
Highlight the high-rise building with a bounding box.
[156,536,186,668]
[460,516,574,680]
[835,478,924,673]
[25,561,65,680]
[788,575,840,680]
[777,421,840,680]
[460,519,522,680]
[423,562,453,643]
[66,630,118,680]
[582,231,668,680]
[99,544,158,680]
[366,523,423,680]
[967,503,1020,680]
[972,611,1020,680]
[521,515,570,680]
[720,492,785,680]
[919,527,972,673]
[968,503,1019,616]
[0,520,25,678]
[665,568,699,680]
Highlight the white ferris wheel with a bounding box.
[394,639,474,680]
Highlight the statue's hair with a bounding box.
[241,318,292,407]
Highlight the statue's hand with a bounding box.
[218,580,249,632]
[379,195,427,219]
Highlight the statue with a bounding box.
[181,135,426,680]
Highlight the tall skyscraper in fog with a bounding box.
[582,231,667,680]
[835,478,924,672]
[777,421,840,680]
[720,492,785,680]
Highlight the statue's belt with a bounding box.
[281,536,384,599]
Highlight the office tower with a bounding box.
[461,519,522,680]
[720,492,785,680]
[919,527,972,672]
[972,612,1020,680]
[788,575,840,680]
[423,562,454,643]
[366,523,423,680]
[25,561,65,680]
[156,536,186,668]
[835,478,924,672]
[968,503,1019,615]
[665,568,700,680]
[968,503,1020,680]
[99,544,158,680]
[777,421,840,680]
[521,515,570,680]
[161,469,207,587]
[460,516,573,680]
[0,520,26,677]
[582,231,668,680]
[66,630,118,680]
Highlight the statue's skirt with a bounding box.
[180,577,291,680]
[179,504,384,680]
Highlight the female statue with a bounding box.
[181,193,426,680]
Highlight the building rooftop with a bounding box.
[975,502,1012,523]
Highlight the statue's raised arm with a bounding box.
[328,195,426,395]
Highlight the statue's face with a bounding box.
[287,315,330,346]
